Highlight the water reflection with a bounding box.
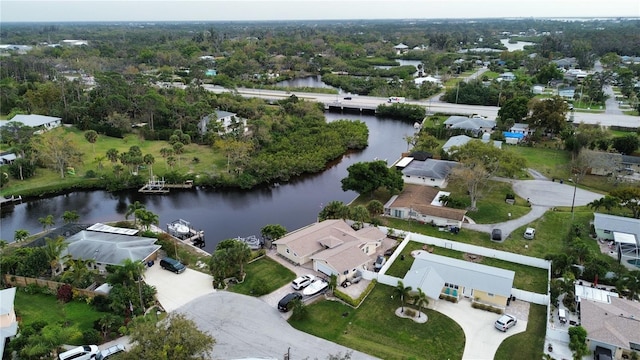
[0,112,415,252]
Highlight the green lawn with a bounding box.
[508,145,571,180]
[14,291,107,345]
[1,127,226,196]
[227,256,296,296]
[289,285,465,360]
[457,181,531,224]
[385,241,548,293]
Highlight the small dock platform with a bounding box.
[167,219,205,248]
[139,177,193,194]
[0,195,22,207]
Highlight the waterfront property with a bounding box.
[443,116,496,137]
[396,157,458,188]
[272,220,388,283]
[384,183,467,228]
[199,110,247,135]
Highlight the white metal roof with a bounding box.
[575,284,619,303]
[395,157,414,168]
[87,223,139,236]
[614,232,637,245]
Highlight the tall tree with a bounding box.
[527,96,569,136]
[14,229,30,242]
[135,208,159,231]
[610,187,640,219]
[123,313,215,360]
[32,132,83,178]
[393,280,412,313]
[349,205,370,229]
[61,210,80,224]
[43,236,69,277]
[611,134,639,155]
[448,141,526,210]
[38,214,55,233]
[125,201,145,225]
[412,288,429,318]
[319,201,350,221]
[260,224,287,249]
[341,160,403,198]
[84,130,98,154]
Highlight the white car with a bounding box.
[302,279,328,296]
[291,274,315,290]
[494,314,517,332]
[95,344,126,360]
[524,227,535,240]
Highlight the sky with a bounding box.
[1,0,639,23]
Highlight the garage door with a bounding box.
[315,262,336,277]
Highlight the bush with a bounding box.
[57,284,73,303]
[439,294,458,303]
[471,301,503,314]
[403,308,417,317]
[83,328,102,344]
[91,294,111,312]
[85,170,98,178]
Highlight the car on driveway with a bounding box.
[524,227,535,240]
[491,228,502,241]
[160,257,186,274]
[291,274,315,290]
[95,344,126,360]
[373,255,386,272]
[494,314,517,331]
[278,292,302,312]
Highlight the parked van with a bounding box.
[160,257,186,274]
[558,308,567,324]
[58,345,99,360]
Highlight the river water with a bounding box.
[0,112,415,253]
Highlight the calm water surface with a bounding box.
[0,113,415,253]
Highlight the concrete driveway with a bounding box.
[512,179,604,207]
[144,261,215,312]
[177,292,378,360]
[432,299,528,359]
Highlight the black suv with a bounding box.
[278,292,302,312]
[160,257,186,274]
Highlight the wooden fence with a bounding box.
[3,274,102,299]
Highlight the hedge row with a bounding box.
[334,280,377,308]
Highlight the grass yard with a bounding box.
[228,256,296,296]
[494,303,546,360]
[508,145,570,180]
[14,291,107,345]
[456,181,531,224]
[289,285,465,360]
[385,241,548,293]
[1,127,226,196]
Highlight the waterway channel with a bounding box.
[0,112,416,253]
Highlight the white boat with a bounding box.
[302,279,328,296]
[168,219,191,237]
[235,235,262,250]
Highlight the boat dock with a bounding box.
[0,195,22,207]
[139,177,193,194]
[167,219,205,248]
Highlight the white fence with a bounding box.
[372,227,551,305]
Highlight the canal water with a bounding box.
[0,112,416,253]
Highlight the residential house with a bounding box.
[384,183,467,228]
[509,123,531,135]
[396,158,458,188]
[443,116,496,137]
[0,288,18,359]
[578,293,640,359]
[442,135,472,154]
[0,152,17,166]
[621,155,640,174]
[586,151,623,176]
[558,87,576,100]
[403,251,515,308]
[394,43,409,55]
[498,72,516,82]
[0,114,62,134]
[272,220,387,283]
[199,110,247,135]
[414,76,442,86]
[552,57,577,69]
[593,213,640,271]
[26,223,161,274]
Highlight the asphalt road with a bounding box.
[176,292,378,360]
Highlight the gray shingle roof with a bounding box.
[409,252,515,297]
[581,296,640,349]
[63,230,161,266]
[402,158,458,179]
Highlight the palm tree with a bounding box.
[62,210,80,224]
[14,229,30,242]
[588,196,619,212]
[135,208,159,231]
[125,201,145,226]
[120,259,147,313]
[38,214,55,233]
[61,258,97,287]
[394,280,412,313]
[43,236,69,277]
[412,288,429,318]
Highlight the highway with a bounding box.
[201,85,640,128]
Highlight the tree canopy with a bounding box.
[341,160,403,197]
